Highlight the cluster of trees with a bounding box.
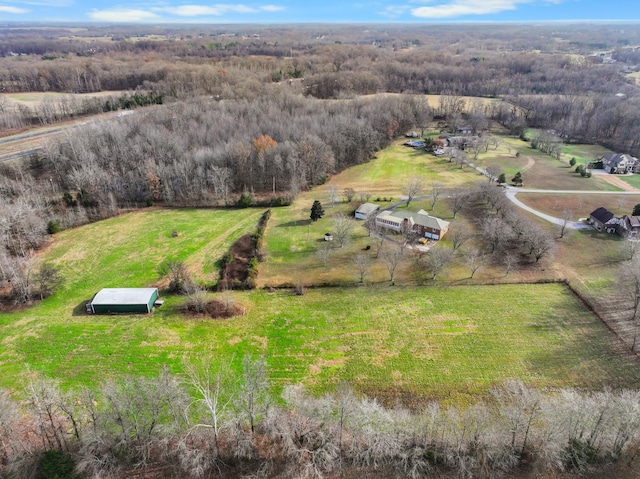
[509,93,640,157]
[3,361,640,479]
[0,92,429,303]
[39,91,427,207]
[473,183,556,264]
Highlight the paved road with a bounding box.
[0,110,135,163]
[504,189,589,229]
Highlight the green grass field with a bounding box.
[561,143,612,164]
[614,174,640,190]
[3,249,639,404]
[2,127,639,404]
[0,207,264,386]
[330,139,480,196]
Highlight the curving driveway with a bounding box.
[504,187,640,229]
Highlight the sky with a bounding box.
[0,0,639,24]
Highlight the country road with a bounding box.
[0,110,134,163]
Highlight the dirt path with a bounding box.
[597,173,640,192]
[521,155,535,172]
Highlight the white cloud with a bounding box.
[157,3,284,16]
[260,4,284,12]
[381,5,411,17]
[0,5,29,13]
[412,0,533,18]
[88,8,160,22]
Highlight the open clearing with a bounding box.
[2,255,639,405]
[515,192,639,219]
[3,125,640,404]
[2,91,126,110]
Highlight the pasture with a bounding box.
[3,227,639,404]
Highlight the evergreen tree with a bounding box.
[512,171,523,185]
[310,200,325,222]
[633,204,640,217]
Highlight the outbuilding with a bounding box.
[87,288,159,314]
[355,203,380,220]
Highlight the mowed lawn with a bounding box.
[330,139,480,197]
[0,208,265,387]
[483,138,618,191]
[3,275,640,404]
[516,193,640,220]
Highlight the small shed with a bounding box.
[88,288,159,314]
[355,203,380,220]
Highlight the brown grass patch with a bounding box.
[184,299,245,319]
[517,193,640,219]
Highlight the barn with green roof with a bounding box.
[87,288,160,314]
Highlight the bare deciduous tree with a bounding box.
[485,165,502,183]
[622,239,640,261]
[236,355,270,434]
[380,246,403,284]
[558,209,573,239]
[427,247,453,280]
[327,184,339,208]
[463,248,484,278]
[502,251,518,276]
[618,255,640,351]
[403,176,422,207]
[332,213,354,248]
[430,181,443,210]
[316,243,333,266]
[448,190,471,219]
[527,229,555,263]
[352,253,371,283]
[449,223,472,251]
[183,356,234,453]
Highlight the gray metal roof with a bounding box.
[91,288,158,305]
[355,203,380,215]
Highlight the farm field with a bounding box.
[0,207,265,385]
[2,126,640,404]
[3,252,639,405]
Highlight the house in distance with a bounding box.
[375,209,450,240]
[87,288,161,314]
